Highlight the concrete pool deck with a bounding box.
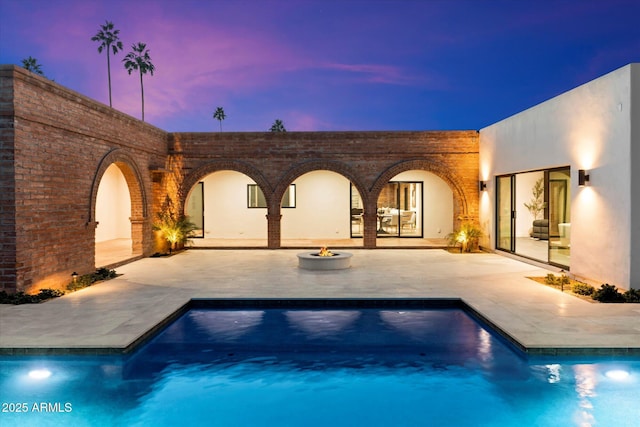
[1,249,639,356]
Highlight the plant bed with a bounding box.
[527,274,639,303]
[1,268,119,305]
[0,289,64,305]
[527,276,596,302]
[150,248,186,258]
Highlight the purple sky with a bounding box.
[1,0,639,132]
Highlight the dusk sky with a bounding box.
[1,0,639,132]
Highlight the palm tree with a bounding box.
[91,21,123,108]
[213,107,226,131]
[123,42,155,121]
[21,56,44,76]
[270,119,286,132]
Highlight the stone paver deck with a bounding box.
[1,250,639,356]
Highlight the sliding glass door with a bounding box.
[185,182,204,238]
[495,167,570,268]
[376,181,422,237]
[496,175,514,251]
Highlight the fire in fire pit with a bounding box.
[318,246,334,257]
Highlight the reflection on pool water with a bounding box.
[1,308,639,426]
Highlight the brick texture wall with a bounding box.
[174,132,479,247]
[1,64,479,293]
[1,66,167,293]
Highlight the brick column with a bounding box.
[130,217,146,255]
[363,208,378,249]
[266,213,282,249]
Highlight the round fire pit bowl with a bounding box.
[297,252,353,270]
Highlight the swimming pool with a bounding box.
[1,305,639,426]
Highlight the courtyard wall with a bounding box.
[0,65,167,293]
[0,64,479,293]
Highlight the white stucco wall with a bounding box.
[480,64,637,290]
[631,64,640,290]
[95,164,132,242]
[281,171,352,240]
[200,171,268,240]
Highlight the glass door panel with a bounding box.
[399,182,421,236]
[516,171,546,261]
[496,176,513,251]
[377,183,399,236]
[350,183,364,237]
[548,168,571,267]
[186,182,204,238]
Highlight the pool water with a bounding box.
[1,308,639,426]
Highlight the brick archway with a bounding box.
[365,160,471,247]
[180,160,273,247]
[90,148,148,257]
[269,159,368,248]
[371,159,468,217]
[274,159,368,207]
[180,160,273,210]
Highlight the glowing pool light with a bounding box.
[28,369,51,380]
[605,369,630,381]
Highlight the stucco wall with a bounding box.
[631,64,640,290]
[95,164,132,243]
[480,64,637,290]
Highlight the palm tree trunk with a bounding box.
[139,71,145,121]
[107,52,112,107]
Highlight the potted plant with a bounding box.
[447,222,482,252]
[153,195,197,254]
[524,178,547,238]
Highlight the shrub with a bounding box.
[592,284,625,303]
[36,288,64,299]
[0,288,64,305]
[94,267,117,281]
[623,288,640,303]
[545,274,571,289]
[572,282,596,296]
[447,222,482,253]
[67,268,117,292]
[154,195,197,253]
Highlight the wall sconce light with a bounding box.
[479,180,487,191]
[578,169,590,186]
[71,272,78,283]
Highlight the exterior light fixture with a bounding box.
[578,169,590,186]
[71,272,78,283]
[479,180,487,191]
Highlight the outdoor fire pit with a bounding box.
[297,247,353,270]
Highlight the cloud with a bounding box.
[320,62,425,86]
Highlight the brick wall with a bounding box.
[1,64,479,293]
[1,66,167,293]
[174,131,479,247]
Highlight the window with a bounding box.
[248,184,295,208]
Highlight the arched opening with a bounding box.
[185,170,268,247]
[376,170,452,246]
[280,170,364,247]
[95,163,133,266]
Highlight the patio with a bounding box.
[1,249,639,356]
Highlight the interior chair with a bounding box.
[351,208,363,232]
[401,211,416,231]
[383,214,399,233]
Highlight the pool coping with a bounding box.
[3,298,639,358]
